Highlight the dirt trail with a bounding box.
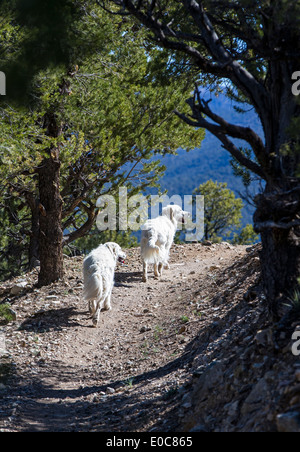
[0,243,248,432]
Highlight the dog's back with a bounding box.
[83,256,103,302]
[83,245,115,301]
[141,216,175,264]
[140,205,189,282]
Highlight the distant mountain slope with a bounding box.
[155,94,264,227]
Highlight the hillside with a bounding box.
[1,243,299,432]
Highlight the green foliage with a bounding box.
[1,0,85,102]
[194,180,243,241]
[232,224,259,245]
[230,148,253,188]
[68,227,138,256]
[0,303,15,325]
[194,180,258,244]
[285,286,300,313]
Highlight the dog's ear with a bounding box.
[163,205,180,222]
[106,242,118,258]
[162,205,174,221]
[169,207,175,222]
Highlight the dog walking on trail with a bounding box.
[140,205,189,283]
[83,242,126,327]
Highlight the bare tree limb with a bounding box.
[254,219,300,232]
[174,106,266,180]
[63,202,97,246]
[191,87,268,170]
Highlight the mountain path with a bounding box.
[0,242,247,432]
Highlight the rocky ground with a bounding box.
[0,242,300,432]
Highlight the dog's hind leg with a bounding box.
[154,263,164,278]
[164,245,171,270]
[103,289,113,311]
[142,261,148,282]
[89,300,96,316]
[92,301,101,328]
[92,303,101,327]
[158,262,163,276]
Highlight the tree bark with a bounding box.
[24,193,40,270]
[28,202,40,270]
[37,151,64,287]
[259,228,300,318]
[254,184,300,318]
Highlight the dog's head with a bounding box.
[162,205,190,225]
[105,242,126,264]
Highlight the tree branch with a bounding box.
[63,202,96,246]
[110,0,271,141]
[175,106,266,180]
[119,0,233,78]
[191,87,268,170]
[254,219,300,232]
[182,0,270,116]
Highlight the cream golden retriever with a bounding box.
[141,205,189,282]
[83,242,126,327]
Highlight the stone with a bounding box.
[202,240,213,246]
[241,378,270,416]
[182,402,192,410]
[276,412,300,432]
[106,387,115,395]
[10,281,28,296]
[295,370,300,382]
[226,400,239,417]
[190,361,225,404]
[46,295,59,300]
[189,425,208,432]
[221,242,234,249]
[255,329,272,347]
[140,326,148,333]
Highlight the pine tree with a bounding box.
[0,1,203,283]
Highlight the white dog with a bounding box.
[83,242,126,327]
[141,205,189,282]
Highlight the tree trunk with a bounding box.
[25,193,40,270]
[260,228,300,317]
[28,201,40,270]
[37,152,64,287]
[254,184,300,318]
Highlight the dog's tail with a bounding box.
[148,234,160,251]
[141,231,162,264]
[83,264,103,302]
